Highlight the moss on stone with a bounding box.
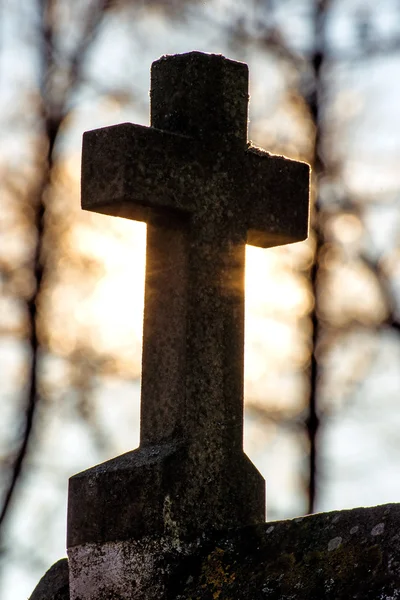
[170,504,400,600]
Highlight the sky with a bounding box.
[1,1,400,598]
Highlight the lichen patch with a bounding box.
[328,536,342,551]
[371,523,385,537]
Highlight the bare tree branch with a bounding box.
[0,0,111,541]
[303,0,332,515]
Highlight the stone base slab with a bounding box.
[66,503,400,600]
[68,441,265,547]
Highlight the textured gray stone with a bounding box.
[66,504,400,599]
[174,503,400,600]
[173,503,400,600]
[29,559,69,600]
[69,51,309,551]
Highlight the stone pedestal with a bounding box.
[32,504,400,599]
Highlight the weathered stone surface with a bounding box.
[29,559,69,600]
[68,51,310,598]
[70,51,309,550]
[68,443,263,546]
[173,503,400,600]
[67,504,400,600]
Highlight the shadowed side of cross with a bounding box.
[68,52,309,548]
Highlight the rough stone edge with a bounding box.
[65,503,400,600]
[30,504,400,599]
[174,502,400,600]
[29,558,69,600]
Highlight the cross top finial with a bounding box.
[151,52,248,145]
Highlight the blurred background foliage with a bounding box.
[1,0,400,597]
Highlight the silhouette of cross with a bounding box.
[70,52,309,545]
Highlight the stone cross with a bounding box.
[68,52,309,552]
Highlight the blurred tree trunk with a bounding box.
[0,0,110,543]
[304,0,330,515]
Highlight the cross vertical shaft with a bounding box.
[141,216,246,457]
[140,54,249,455]
[140,220,189,446]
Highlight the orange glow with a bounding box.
[40,158,313,409]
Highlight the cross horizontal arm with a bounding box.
[81,123,199,222]
[82,124,310,250]
[245,147,310,248]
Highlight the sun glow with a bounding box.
[43,156,312,409]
